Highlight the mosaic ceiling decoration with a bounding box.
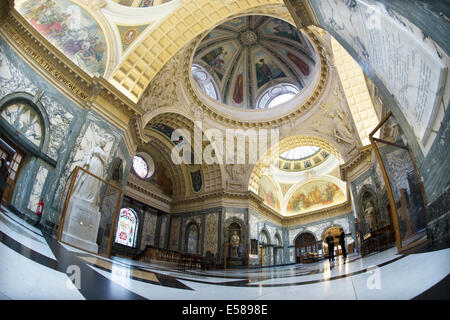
[192,15,316,110]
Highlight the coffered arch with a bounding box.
[144,112,223,196]
[109,0,287,102]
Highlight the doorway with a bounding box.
[295,232,318,263]
[0,137,26,207]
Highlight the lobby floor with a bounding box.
[1,207,449,300]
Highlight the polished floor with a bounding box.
[0,207,449,300]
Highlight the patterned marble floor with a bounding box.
[0,207,449,300]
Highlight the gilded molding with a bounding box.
[283,0,320,28]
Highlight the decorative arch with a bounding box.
[294,231,316,246]
[321,224,344,243]
[248,134,343,193]
[274,232,282,247]
[0,92,50,153]
[110,0,292,102]
[258,227,271,245]
[144,112,223,195]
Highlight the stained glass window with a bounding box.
[132,155,149,178]
[115,208,138,247]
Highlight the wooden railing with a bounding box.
[133,245,216,270]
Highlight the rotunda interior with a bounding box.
[0,0,448,302]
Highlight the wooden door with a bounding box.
[0,138,26,206]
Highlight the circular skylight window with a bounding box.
[132,155,149,178]
[258,84,299,109]
[280,146,320,161]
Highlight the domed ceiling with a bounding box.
[192,15,317,110]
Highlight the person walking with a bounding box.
[325,232,335,262]
[339,228,347,261]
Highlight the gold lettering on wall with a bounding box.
[4,22,89,101]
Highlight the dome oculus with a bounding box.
[192,15,316,110]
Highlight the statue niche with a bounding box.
[360,190,379,233]
[226,221,245,267]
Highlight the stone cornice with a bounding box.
[126,179,172,204]
[339,145,373,182]
[283,0,320,28]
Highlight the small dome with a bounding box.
[192,15,316,110]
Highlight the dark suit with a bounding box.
[325,235,335,261]
[339,231,347,259]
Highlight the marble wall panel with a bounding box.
[0,42,75,160]
[204,213,219,255]
[141,213,157,249]
[169,217,181,251]
[27,166,48,212]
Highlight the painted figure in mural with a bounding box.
[73,138,108,205]
[255,58,272,87]
[286,52,310,75]
[18,0,106,77]
[230,231,240,257]
[233,74,244,104]
[364,201,377,230]
[269,20,301,43]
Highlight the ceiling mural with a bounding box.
[145,147,174,196]
[286,180,345,215]
[258,175,281,212]
[16,0,107,77]
[112,0,173,7]
[192,15,316,109]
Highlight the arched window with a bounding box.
[192,64,220,101]
[256,83,299,109]
[186,223,199,254]
[115,208,138,247]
